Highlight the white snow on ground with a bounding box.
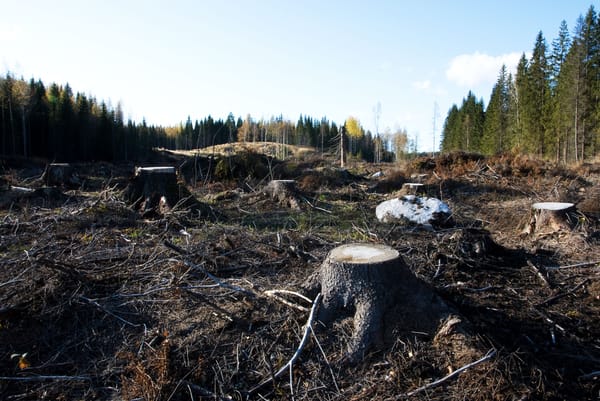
[376,195,451,225]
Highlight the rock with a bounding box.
[376,195,453,228]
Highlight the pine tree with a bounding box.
[482,65,510,154]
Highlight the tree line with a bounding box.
[0,73,400,163]
[441,5,600,163]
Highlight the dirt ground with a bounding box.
[0,152,599,400]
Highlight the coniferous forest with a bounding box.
[441,5,600,163]
[2,5,600,164]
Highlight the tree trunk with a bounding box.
[306,243,452,362]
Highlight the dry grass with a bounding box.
[0,153,599,400]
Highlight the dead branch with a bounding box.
[78,295,141,328]
[536,279,591,307]
[164,240,256,297]
[249,293,322,395]
[263,289,311,312]
[527,260,552,287]
[0,375,91,382]
[396,348,497,399]
[546,260,600,270]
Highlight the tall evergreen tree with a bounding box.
[523,31,551,156]
[482,65,510,154]
[548,20,572,161]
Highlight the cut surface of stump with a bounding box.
[122,166,182,216]
[307,243,453,362]
[264,179,301,209]
[523,202,576,236]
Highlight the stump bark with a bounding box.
[264,180,301,209]
[308,243,453,362]
[42,163,80,188]
[400,182,424,196]
[522,202,576,236]
[122,167,181,215]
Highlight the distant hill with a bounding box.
[164,141,319,159]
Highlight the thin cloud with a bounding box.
[412,80,431,90]
[446,51,522,87]
[0,25,21,42]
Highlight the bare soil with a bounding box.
[0,152,599,400]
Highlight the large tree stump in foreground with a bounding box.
[522,202,576,236]
[122,167,182,216]
[309,243,453,362]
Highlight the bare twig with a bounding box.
[164,240,255,297]
[527,260,552,287]
[396,348,497,399]
[580,370,600,380]
[0,375,91,382]
[263,289,311,312]
[545,260,600,270]
[249,293,322,394]
[78,295,141,328]
[536,279,590,307]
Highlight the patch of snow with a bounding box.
[376,195,451,225]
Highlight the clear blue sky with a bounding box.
[1,1,595,151]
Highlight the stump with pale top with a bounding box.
[522,202,577,236]
[42,163,80,188]
[306,243,453,362]
[122,166,181,215]
[264,179,301,209]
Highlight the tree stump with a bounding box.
[264,179,301,209]
[400,182,424,196]
[522,202,576,236]
[122,167,181,216]
[42,163,80,188]
[307,243,453,362]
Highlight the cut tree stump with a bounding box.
[42,163,80,188]
[264,179,301,209]
[122,166,182,216]
[400,182,424,196]
[306,243,453,362]
[522,202,576,236]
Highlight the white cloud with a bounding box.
[445,51,522,87]
[0,25,21,42]
[412,80,431,90]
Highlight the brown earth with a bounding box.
[0,151,599,400]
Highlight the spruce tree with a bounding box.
[482,65,510,154]
[523,32,551,157]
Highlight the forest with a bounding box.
[0,75,393,163]
[441,5,600,163]
[2,5,600,164]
